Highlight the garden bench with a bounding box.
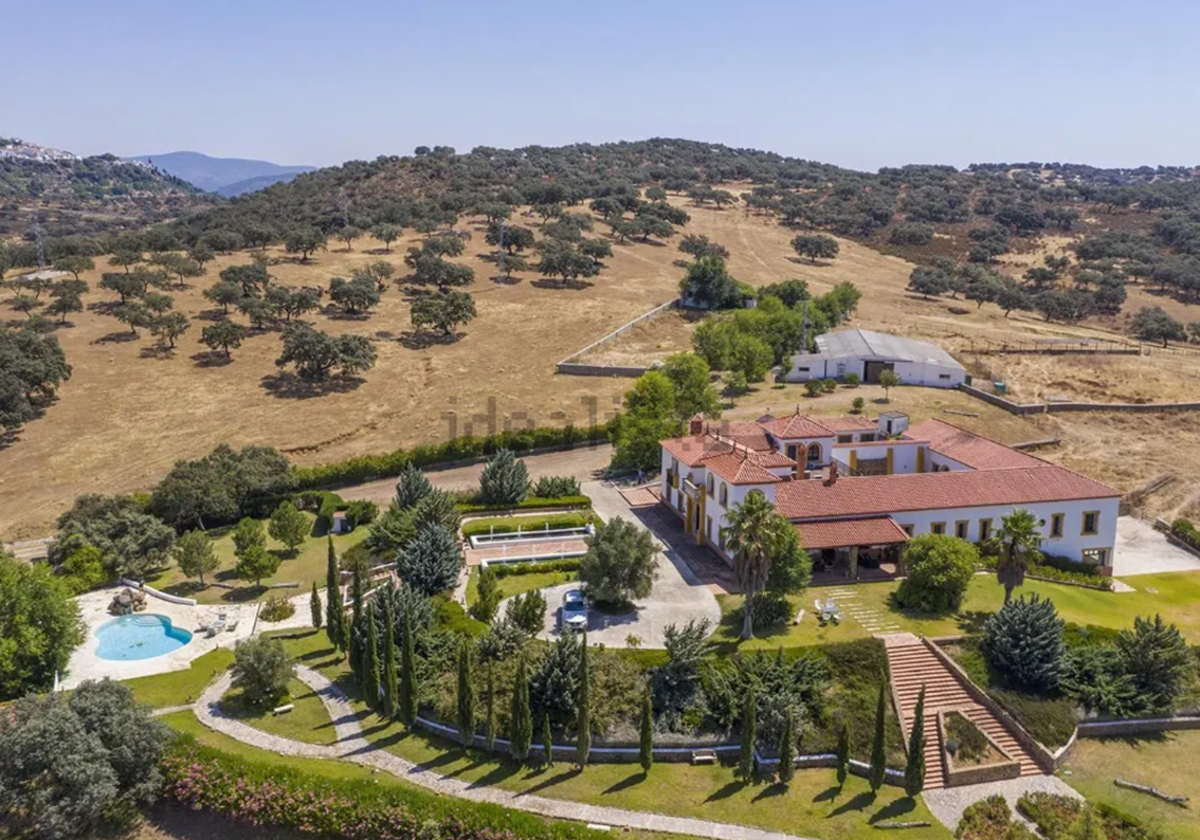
[272,704,294,716]
[691,749,717,765]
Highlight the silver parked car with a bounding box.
[559,588,588,632]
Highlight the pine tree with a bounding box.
[638,684,653,774]
[398,606,418,725]
[777,707,795,785]
[509,654,532,762]
[869,682,888,792]
[542,713,554,768]
[325,537,342,648]
[348,566,365,679]
[456,640,475,748]
[310,580,322,629]
[738,688,757,782]
[485,663,497,752]
[904,684,926,797]
[575,633,591,767]
[363,601,381,711]
[836,722,850,788]
[382,597,399,718]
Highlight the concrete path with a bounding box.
[923,774,1082,833]
[193,665,820,840]
[1113,516,1200,575]
[815,586,899,634]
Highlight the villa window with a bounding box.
[718,528,726,550]
[807,443,822,464]
[1082,511,1100,536]
[979,518,992,541]
[860,433,876,442]
[719,483,728,506]
[931,522,946,536]
[786,444,799,461]
[955,520,969,540]
[902,524,914,537]
[706,516,713,541]
[1050,513,1064,539]
[706,474,714,497]
[1082,548,1108,566]
[837,434,852,444]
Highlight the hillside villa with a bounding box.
[660,411,1119,577]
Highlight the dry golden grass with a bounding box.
[5,189,1200,538]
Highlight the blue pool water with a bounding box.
[95,614,193,661]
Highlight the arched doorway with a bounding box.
[807,442,822,465]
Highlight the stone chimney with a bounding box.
[689,413,705,435]
[825,461,839,486]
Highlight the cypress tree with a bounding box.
[398,606,418,725]
[869,682,887,792]
[777,707,795,785]
[348,566,365,678]
[382,597,398,718]
[456,640,475,748]
[836,722,850,788]
[324,537,341,648]
[638,684,653,774]
[310,580,322,628]
[904,685,926,797]
[575,633,591,767]
[485,663,497,753]
[542,713,554,768]
[363,600,380,711]
[340,611,352,661]
[509,653,532,762]
[738,687,757,782]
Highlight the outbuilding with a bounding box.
[784,328,966,388]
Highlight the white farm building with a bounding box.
[784,328,966,388]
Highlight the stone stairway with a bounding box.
[883,634,1045,791]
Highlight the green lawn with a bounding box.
[146,513,369,604]
[219,677,338,746]
[465,566,580,607]
[716,571,1200,650]
[122,648,235,708]
[1063,731,1200,840]
[271,631,947,840]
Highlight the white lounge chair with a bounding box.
[225,619,239,633]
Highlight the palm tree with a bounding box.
[993,508,1041,604]
[724,490,790,640]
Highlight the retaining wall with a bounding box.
[556,299,679,376]
[958,383,1200,417]
[1077,715,1200,738]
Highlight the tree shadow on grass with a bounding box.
[530,278,594,291]
[221,586,266,603]
[469,759,524,789]
[813,784,842,803]
[92,330,139,344]
[192,350,233,368]
[752,782,789,802]
[869,796,917,823]
[520,766,581,796]
[956,610,992,634]
[704,779,748,803]
[828,790,876,817]
[603,771,647,794]
[490,274,522,285]
[139,345,175,360]
[398,330,464,349]
[260,372,367,399]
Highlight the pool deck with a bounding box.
[64,586,259,688]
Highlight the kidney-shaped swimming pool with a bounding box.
[96,614,193,661]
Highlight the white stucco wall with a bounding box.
[892,360,966,388]
[832,440,927,475]
[891,496,1120,563]
[784,355,965,387]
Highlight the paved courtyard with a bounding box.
[1113,516,1200,576]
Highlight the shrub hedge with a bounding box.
[291,424,614,490]
[490,559,582,578]
[461,513,591,539]
[161,743,607,840]
[1017,792,1163,840]
[455,495,592,514]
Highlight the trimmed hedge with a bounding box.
[490,559,582,578]
[161,743,606,840]
[462,513,591,539]
[456,495,592,514]
[292,424,614,490]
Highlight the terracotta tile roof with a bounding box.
[752,450,797,468]
[661,434,732,467]
[715,421,776,451]
[818,416,879,432]
[703,452,783,484]
[762,412,835,439]
[906,418,1047,471]
[795,517,910,549]
[775,466,1119,519]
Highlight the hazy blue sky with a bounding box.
[7,0,1198,172]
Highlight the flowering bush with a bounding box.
[161,745,602,840]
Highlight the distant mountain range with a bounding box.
[124,151,316,196]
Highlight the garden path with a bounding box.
[818,586,900,634]
[192,666,822,840]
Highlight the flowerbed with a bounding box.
[1017,793,1162,840]
[161,745,606,840]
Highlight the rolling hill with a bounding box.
[126,151,315,196]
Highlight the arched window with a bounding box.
[807,443,822,464]
[719,483,728,506]
[706,474,714,496]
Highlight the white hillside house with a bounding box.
[784,328,966,387]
